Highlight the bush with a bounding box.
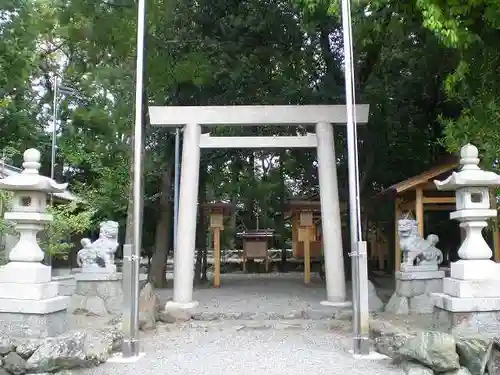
[0,192,95,261]
[41,201,96,259]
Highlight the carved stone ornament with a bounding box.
[77,221,119,272]
[398,218,443,269]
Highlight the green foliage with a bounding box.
[0,191,15,256]
[40,202,96,259]
[0,191,95,260]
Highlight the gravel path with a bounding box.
[75,321,402,375]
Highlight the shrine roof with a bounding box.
[380,162,458,197]
[201,201,235,214]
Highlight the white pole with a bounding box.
[316,122,346,303]
[50,77,58,182]
[122,0,146,359]
[340,0,370,355]
[172,123,200,306]
[173,128,180,254]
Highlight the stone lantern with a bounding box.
[433,143,500,335]
[434,143,500,278]
[0,148,70,338]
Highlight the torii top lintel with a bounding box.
[149,105,370,127]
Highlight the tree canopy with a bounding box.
[1,0,498,284]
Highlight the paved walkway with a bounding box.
[77,321,403,375]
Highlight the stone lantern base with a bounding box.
[0,262,69,338]
[385,270,444,315]
[433,260,500,336]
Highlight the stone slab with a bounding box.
[0,280,59,300]
[433,292,500,312]
[433,307,500,337]
[80,265,117,273]
[451,259,500,280]
[53,275,76,296]
[0,262,51,283]
[396,271,444,281]
[75,272,123,281]
[443,277,500,298]
[0,295,69,314]
[0,309,68,338]
[450,209,497,221]
[400,264,438,272]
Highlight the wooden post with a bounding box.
[207,207,226,287]
[299,211,313,284]
[292,213,299,257]
[395,198,401,272]
[297,227,311,284]
[213,227,221,288]
[416,187,424,236]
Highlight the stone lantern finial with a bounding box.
[459,143,480,171]
[21,148,41,175]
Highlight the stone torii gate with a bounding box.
[149,105,370,309]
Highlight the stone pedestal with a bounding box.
[0,262,69,338]
[69,272,148,316]
[386,270,444,314]
[69,272,124,316]
[433,260,500,336]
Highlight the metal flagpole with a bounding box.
[121,0,146,359]
[50,77,59,206]
[340,0,371,355]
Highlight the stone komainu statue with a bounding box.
[398,218,443,268]
[77,221,119,269]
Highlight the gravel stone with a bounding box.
[77,321,403,375]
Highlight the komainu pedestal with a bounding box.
[69,272,124,316]
[386,219,444,314]
[432,144,500,336]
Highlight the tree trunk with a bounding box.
[149,164,173,288]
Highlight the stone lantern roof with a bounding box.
[0,149,67,193]
[434,143,500,190]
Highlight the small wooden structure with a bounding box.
[238,230,275,273]
[285,199,323,284]
[379,161,500,271]
[202,202,233,288]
